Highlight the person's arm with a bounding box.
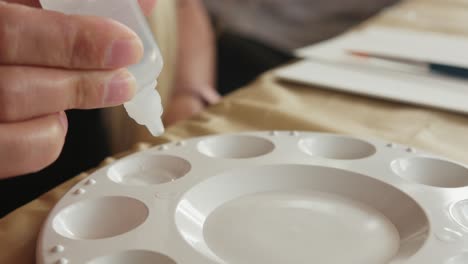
[163,0,220,125]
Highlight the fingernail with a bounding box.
[104,70,137,105]
[105,39,143,68]
[59,111,68,132]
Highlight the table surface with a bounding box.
[2,0,468,263]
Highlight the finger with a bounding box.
[2,0,40,7]
[163,93,204,125]
[138,0,157,16]
[1,0,154,70]
[0,2,143,69]
[3,0,155,14]
[200,88,222,105]
[0,112,67,179]
[0,66,136,122]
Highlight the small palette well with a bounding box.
[37,131,468,264]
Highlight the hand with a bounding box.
[2,0,157,14]
[163,87,221,125]
[165,0,221,125]
[0,0,156,179]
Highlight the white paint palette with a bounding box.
[37,131,468,264]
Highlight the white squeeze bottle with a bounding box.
[40,0,165,136]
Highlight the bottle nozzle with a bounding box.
[145,116,164,136]
[124,80,165,136]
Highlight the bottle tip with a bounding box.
[123,81,164,137]
[146,118,165,136]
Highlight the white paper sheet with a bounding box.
[275,59,468,115]
[288,25,468,114]
[296,26,468,69]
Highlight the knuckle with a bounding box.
[0,6,18,62]
[0,70,20,121]
[72,75,88,108]
[71,73,105,109]
[67,18,103,68]
[0,13,6,59]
